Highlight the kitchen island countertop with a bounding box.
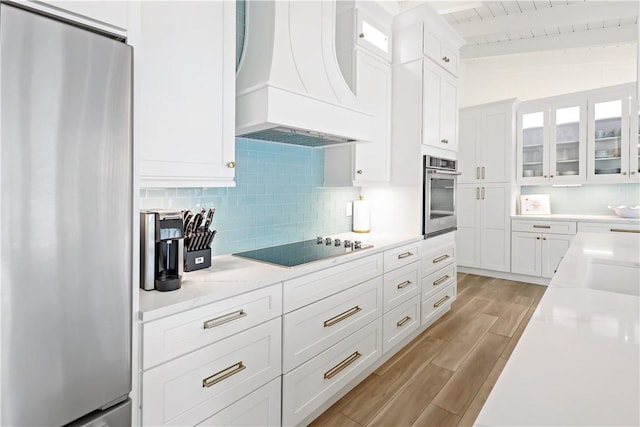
[475,232,640,426]
[139,232,423,322]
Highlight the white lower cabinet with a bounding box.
[420,236,457,327]
[511,219,576,279]
[382,295,420,354]
[142,317,282,426]
[577,221,640,234]
[282,277,383,373]
[197,377,281,427]
[382,260,420,312]
[456,183,511,272]
[421,283,457,326]
[282,318,383,426]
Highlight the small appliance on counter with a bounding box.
[182,208,217,272]
[140,210,185,291]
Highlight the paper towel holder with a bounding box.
[352,195,370,233]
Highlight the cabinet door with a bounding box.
[135,1,236,188]
[549,101,587,183]
[455,185,480,268]
[353,51,391,184]
[457,108,480,183]
[541,234,574,278]
[423,60,457,152]
[587,91,631,182]
[630,95,640,182]
[480,185,511,272]
[355,9,392,62]
[511,232,541,276]
[481,106,513,183]
[517,103,550,183]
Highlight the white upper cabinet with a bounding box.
[458,99,516,184]
[423,27,458,77]
[326,2,392,186]
[517,83,637,185]
[517,96,588,185]
[587,88,632,182]
[422,59,458,153]
[130,1,236,188]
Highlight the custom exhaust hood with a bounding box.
[236,0,373,147]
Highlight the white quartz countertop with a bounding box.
[476,232,640,426]
[512,213,640,224]
[139,232,422,322]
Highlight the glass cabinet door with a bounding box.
[517,108,548,183]
[631,101,640,181]
[550,104,586,182]
[588,95,630,181]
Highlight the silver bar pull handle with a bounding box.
[441,139,449,144]
[324,306,362,328]
[324,351,362,379]
[481,187,485,200]
[203,310,247,330]
[476,187,480,200]
[397,280,412,289]
[481,167,485,179]
[433,295,451,308]
[432,254,450,264]
[433,275,450,287]
[396,316,412,327]
[476,167,480,179]
[610,228,640,233]
[398,251,414,259]
[202,361,246,388]
[533,225,551,229]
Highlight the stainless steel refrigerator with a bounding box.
[1,3,132,426]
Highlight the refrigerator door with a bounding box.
[1,4,132,426]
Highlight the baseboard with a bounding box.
[458,266,550,286]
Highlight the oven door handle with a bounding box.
[426,169,462,176]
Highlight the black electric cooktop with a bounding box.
[233,238,373,268]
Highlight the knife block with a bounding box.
[184,248,212,272]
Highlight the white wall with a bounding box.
[459,43,638,108]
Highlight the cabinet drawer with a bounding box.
[384,242,421,273]
[142,284,282,369]
[512,219,577,235]
[283,277,382,373]
[421,283,456,326]
[283,253,383,313]
[282,318,382,426]
[421,243,455,277]
[198,377,281,427]
[422,262,456,300]
[383,260,420,312]
[577,222,640,234]
[383,295,420,354]
[142,318,281,427]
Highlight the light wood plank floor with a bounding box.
[309,273,546,427]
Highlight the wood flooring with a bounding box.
[309,273,546,427]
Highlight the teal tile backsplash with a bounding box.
[140,138,361,255]
[521,184,640,215]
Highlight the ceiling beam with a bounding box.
[453,1,639,39]
[460,24,638,58]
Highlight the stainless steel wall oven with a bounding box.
[423,155,460,238]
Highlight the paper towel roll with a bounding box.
[352,197,370,233]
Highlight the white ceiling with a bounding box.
[406,1,639,58]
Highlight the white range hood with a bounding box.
[236,0,373,147]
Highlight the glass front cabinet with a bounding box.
[517,84,638,184]
[517,97,587,184]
